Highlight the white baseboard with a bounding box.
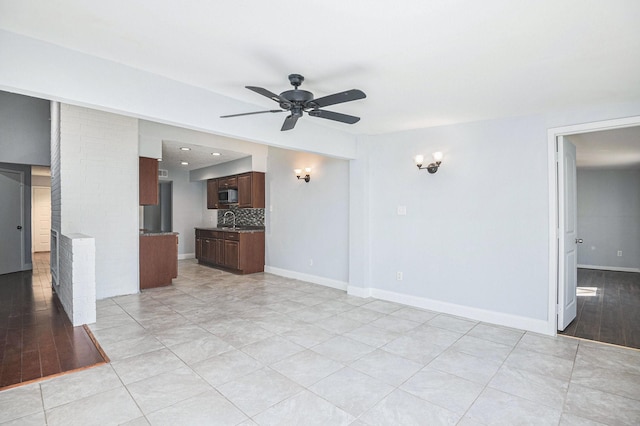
[266,269,551,335]
[355,287,551,335]
[264,266,348,291]
[347,286,372,298]
[578,264,640,273]
[178,253,196,260]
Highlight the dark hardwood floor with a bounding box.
[560,268,640,349]
[0,253,107,389]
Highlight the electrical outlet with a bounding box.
[309,259,313,266]
[396,271,403,281]
[397,206,407,216]
[617,250,623,257]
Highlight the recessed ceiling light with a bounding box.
[180,161,189,165]
[211,152,221,156]
[180,147,191,151]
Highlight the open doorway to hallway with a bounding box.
[556,125,640,349]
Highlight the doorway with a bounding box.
[32,186,51,252]
[549,116,640,348]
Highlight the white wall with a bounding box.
[59,105,139,299]
[265,146,350,287]
[577,168,640,271]
[159,165,204,258]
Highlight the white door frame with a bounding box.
[547,115,640,335]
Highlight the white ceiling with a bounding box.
[160,139,247,171]
[1,1,639,136]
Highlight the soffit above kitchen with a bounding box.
[0,1,639,135]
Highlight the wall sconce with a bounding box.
[294,167,311,182]
[415,152,443,174]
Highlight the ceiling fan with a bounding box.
[220,74,366,131]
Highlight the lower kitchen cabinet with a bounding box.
[195,228,264,274]
[140,233,178,289]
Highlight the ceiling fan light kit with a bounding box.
[221,74,366,131]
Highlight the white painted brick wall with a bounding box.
[60,104,139,299]
[57,234,96,326]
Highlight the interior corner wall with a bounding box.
[265,146,349,285]
[577,168,640,270]
[59,104,139,299]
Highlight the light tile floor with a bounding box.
[1,259,640,425]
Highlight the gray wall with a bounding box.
[161,165,205,257]
[265,146,350,283]
[190,157,253,181]
[0,91,49,269]
[577,169,640,270]
[357,115,550,322]
[0,91,50,166]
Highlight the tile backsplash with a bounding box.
[218,206,265,227]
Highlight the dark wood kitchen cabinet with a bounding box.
[206,172,265,209]
[139,157,159,205]
[237,172,265,208]
[207,179,219,209]
[218,176,237,189]
[140,233,178,289]
[195,228,264,274]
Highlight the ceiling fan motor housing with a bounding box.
[288,74,304,87]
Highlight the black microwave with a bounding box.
[218,188,238,204]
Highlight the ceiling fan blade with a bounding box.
[307,89,366,108]
[308,109,360,124]
[220,110,283,118]
[246,86,290,105]
[281,114,299,131]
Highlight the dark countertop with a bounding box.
[195,226,265,234]
[140,230,179,236]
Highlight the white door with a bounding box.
[557,136,578,330]
[32,186,51,252]
[0,169,24,275]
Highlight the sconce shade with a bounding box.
[415,151,443,174]
[295,167,311,183]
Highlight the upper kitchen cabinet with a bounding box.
[207,179,219,209]
[139,157,158,205]
[237,172,265,208]
[206,171,265,209]
[218,176,237,189]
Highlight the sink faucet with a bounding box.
[223,211,236,229]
